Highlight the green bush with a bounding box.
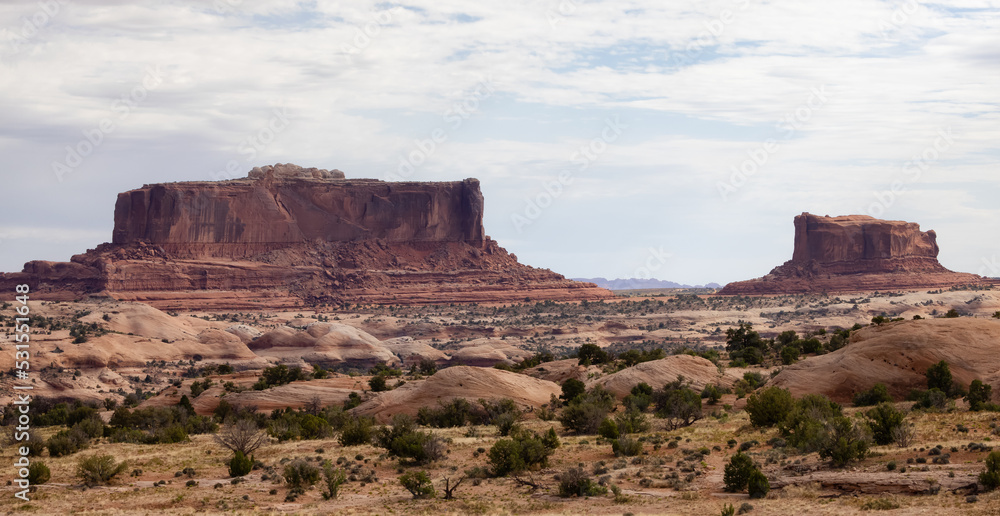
[966,380,993,411]
[558,467,607,497]
[818,416,870,467]
[284,460,320,494]
[652,379,702,430]
[779,394,842,452]
[76,454,127,486]
[780,346,799,365]
[321,463,347,500]
[47,427,89,457]
[723,452,755,492]
[926,361,954,394]
[374,415,444,465]
[338,416,375,446]
[559,387,615,434]
[399,470,435,499]
[747,469,770,499]
[598,418,619,439]
[622,382,653,412]
[560,378,587,405]
[980,451,1000,491]
[701,384,723,404]
[368,375,389,392]
[228,451,253,477]
[611,436,643,457]
[746,386,794,428]
[577,343,611,366]
[865,403,906,446]
[487,428,557,477]
[853,383,893,406]
[417,398,476,428]
[911,388,949,411]
[28,462,50,485]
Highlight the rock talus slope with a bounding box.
[0,164,611,308]
[720,213,993,294]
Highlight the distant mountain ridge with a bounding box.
[573,278,722,290]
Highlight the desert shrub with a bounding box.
[399,470,435,499]
[780,346,799,365]
[926,361,955,395]
[375,415,444,465]
[799,338,824,354]
[368,375,389,392]
[701,384,723,404]
[284,460,320,494]
[614,407,650,434]
[559,386,616,434]
[911,388,949,411]
[487,428,557,476]
[558,467,607,497]
[721,504,736,516]
[865,403,906,446]
[652,379,702,430]
[747,469,770,499]
[343,392,362,410]
[624,383,653,412]
[268,409,332,441]
[723,452,756,492]
[818,416,871,467]
[108,405,216,443]
[776,330,798,347]
[228,451,253,477]
[966,380,993,411]
[746,386,794,428]
[726,322,767,355]
[612,436,643,457]
[28,462,51,485]
[560,378,587,405]
[321,462,347,500]
[577,343,611,366]
[417,398,476,428]
[742,372,765,390]
[21,432,45,457]
[77,454,127,486]
[494,411,520,437]
[779,394,842,452]
[253,364,306,390]
[47,427,89,457]
[216,418,268,455]
[979,451,1000,491]
[598,418,620,439]
[478,398,522,426]
[853,383,893,406]
[338,416,375,446]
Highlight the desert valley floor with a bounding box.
[3,287,1000,514]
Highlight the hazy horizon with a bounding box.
[2,1,997,285]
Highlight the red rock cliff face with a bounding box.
[1,164,609,308]
[112,174,485,258]
[791,214,941,272]
[720,213,992,294]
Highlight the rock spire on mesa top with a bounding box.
[247,163,346,180]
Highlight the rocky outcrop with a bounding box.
[0,164,611,308]
[720,213,993,294]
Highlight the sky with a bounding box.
[0,0,998,286]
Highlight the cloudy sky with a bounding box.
[1,0,998,285]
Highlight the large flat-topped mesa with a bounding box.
[0,164,611,308]
[112,163,484,258]
[720,212,993,294]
